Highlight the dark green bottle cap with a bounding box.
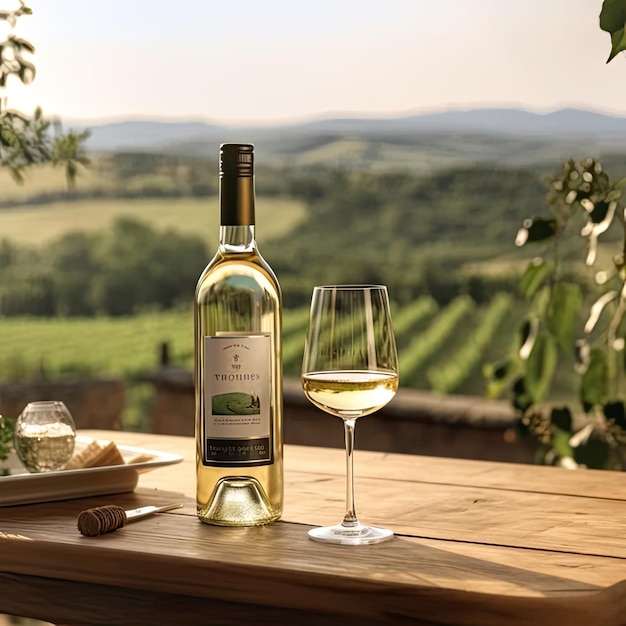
[220,143,254,178]
[219,144,255,225]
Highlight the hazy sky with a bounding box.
[3,0,625,124]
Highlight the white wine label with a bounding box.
[203,334,273,466]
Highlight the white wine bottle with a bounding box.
[195,143,283,526]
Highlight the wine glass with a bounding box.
[301,284,399,545]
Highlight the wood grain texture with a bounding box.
[1,509,625,596]
[1,430,626,625]
[2,571,623,626]
[87,429,626,501]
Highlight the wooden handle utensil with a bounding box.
[77,503,183,537]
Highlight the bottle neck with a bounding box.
[219,225,256,253]
[220,175,255,226]
[219,174,256,253]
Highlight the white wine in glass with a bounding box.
[301,284,399,545]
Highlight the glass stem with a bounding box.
[342,418,359,527]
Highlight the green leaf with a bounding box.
[0,416,15,462]
[546,282,582,353]
[609,27,626,62]
[603,10,626,35]
[518,316,539,360]
[575,338,591,374]
[10,35,35,54]
[551,426,574,461]
[512,377,533,413]
[525,333,558,404]
[484,358,521,400]
[484,359,511,382]
[16,59,35,85]
[600,0,626,61]
[530,285,551,318]
[580,348,609,411]
[519,258,548,300]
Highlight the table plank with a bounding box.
[84,429,626,501]
[1,571,624,626]
[284,471,626,558]
[0,503,624,596]
[287,443,626,501]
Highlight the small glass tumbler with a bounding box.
[14,401,77,473]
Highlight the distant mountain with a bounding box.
[70,108,626,170]
[70,119,220,151]
[403,108,626,137]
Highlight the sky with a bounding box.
[3,0,626,124]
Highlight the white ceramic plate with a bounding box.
[0,436,184,506]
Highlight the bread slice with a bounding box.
[65,440,101,469]
[65,440,125,470]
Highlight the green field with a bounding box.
[0,310,195,380]
[0,163,106,203]
[0,296,585,432]
[0,297,519,394]
[0,196,307,246]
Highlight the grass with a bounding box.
[296,139,369,165]
[0,196,307,246]
[0,311,195,381]
[0,162,110,202]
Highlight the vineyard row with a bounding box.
[0,294,517,396]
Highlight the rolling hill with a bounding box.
[66,107,626,171]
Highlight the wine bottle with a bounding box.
[194,143,283,526]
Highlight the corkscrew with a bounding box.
[77,503,183,537]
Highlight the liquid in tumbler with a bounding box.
[14,401,77,473]
[14,423,76,473]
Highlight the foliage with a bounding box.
[0,159,550,311]
[486,158,626,470]
[600,0,626,62]
[0,415,14,463]
[0,217,209,316]
[273,165,543,306]
[0,2,89,184]
[488,3,626,469]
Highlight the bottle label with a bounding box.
[202,334,273,467]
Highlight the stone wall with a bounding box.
[0,379,126,430]
[0,371,535,464]
[140,368,535,464]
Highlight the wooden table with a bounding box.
[1,429,626,626]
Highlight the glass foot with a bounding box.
[308,522,393,545]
